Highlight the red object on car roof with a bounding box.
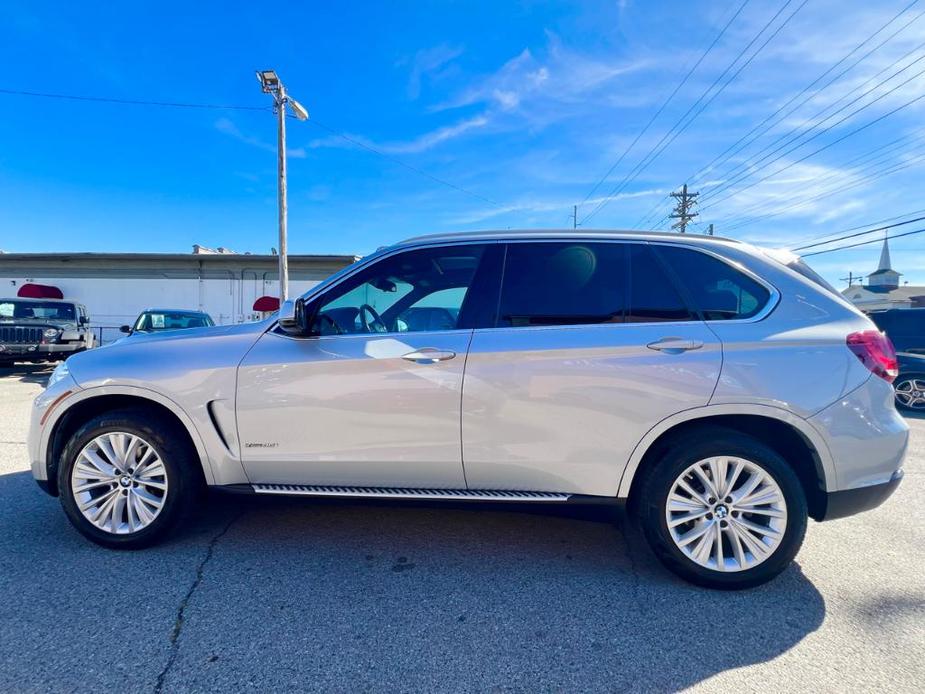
[253,295,280,312]
[17,283,64,299]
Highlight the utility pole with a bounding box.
[669,184,699,234]
[571,205,580,229]
[840,271,861,287]
[257,70,309,304]
[706,223,714,236]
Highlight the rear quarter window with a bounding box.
[654,245,771,321]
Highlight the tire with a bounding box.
[638,427,808,590]
[57,408,199,549]
[893,373,925,412]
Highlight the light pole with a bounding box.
[256,70,309,303]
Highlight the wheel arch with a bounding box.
[619,405,834,521]
[43,386,215,496]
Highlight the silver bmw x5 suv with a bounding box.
[29,230,907,589]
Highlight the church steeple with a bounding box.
[867,233,901,290]
[877,234,893,272]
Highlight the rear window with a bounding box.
[655,246,771,321]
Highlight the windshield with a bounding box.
[0,300,76,321]
[134,311,214,332]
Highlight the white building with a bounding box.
[841,236,925,311]
[0,250,357,342]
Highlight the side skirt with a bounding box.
[214,483,622,506]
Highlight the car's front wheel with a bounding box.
[639,427,808,590]
[58,409,198,548]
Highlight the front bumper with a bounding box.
[819,469,903,521]
[0,343,82,359]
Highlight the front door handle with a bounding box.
[646,337,704,353]
[401,348,457,364]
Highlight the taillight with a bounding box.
[846,330,899,383]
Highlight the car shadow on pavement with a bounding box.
[0,363,53,386]
[0,469,826,692]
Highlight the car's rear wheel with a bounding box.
[58,409,198,548]
[639,427,807,589]
[893,374,925,411]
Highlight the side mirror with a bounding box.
[278,298,312,335]
[79,316,90,326]
[119,325,131,334]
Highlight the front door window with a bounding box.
[310,245,487,335]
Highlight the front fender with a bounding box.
[38,384,244,488]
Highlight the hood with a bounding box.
[122,320,266,344]
[64,319,271,390]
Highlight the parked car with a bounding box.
[120,309,215,335]
[29,231,907,589]
[869,307,925,354]
[893,352,925,412]
[0,297,93,366]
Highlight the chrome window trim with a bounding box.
[268,235,780,338]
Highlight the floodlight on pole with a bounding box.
[255,69,309,303]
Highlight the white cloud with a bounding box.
[400,44,464,99]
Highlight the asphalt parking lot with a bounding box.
[0,365,922,693]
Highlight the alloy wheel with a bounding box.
[665,456,787,572]
[895,377,925,410]
[70,432,168,534]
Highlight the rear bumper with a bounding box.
[819,469,903,521]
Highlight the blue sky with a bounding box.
[2,0,925,287]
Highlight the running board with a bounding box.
[251,484,572,502]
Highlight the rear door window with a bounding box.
[498,242,627,327]
[626,245,694,322]
[655,245,771,320]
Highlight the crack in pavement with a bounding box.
[153,512,243,694]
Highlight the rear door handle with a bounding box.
[646,337,704,353]
[401,348,457,363]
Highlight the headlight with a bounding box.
[47,362,70,388]
[43,328,59,340]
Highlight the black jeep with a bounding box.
[0,298,93,366]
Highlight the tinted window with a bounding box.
[311,245,487,335]
[498,242,626,327]
[655,246,771,320]
[135,312,213,331]
[627,245,693,322]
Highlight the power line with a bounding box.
[581,0,807,226]
[792,214,925,251]
[0,87,268,111]
[802,225,925,256]
[719,140,925,232]
[784,206,925,248]
[699,85,925,212]
[700,41,925,205]
[687,0,924,188]
[575,0,752,210]
[0,85,502,209]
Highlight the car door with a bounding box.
[461,240,722,496]
[236,242,496,488]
